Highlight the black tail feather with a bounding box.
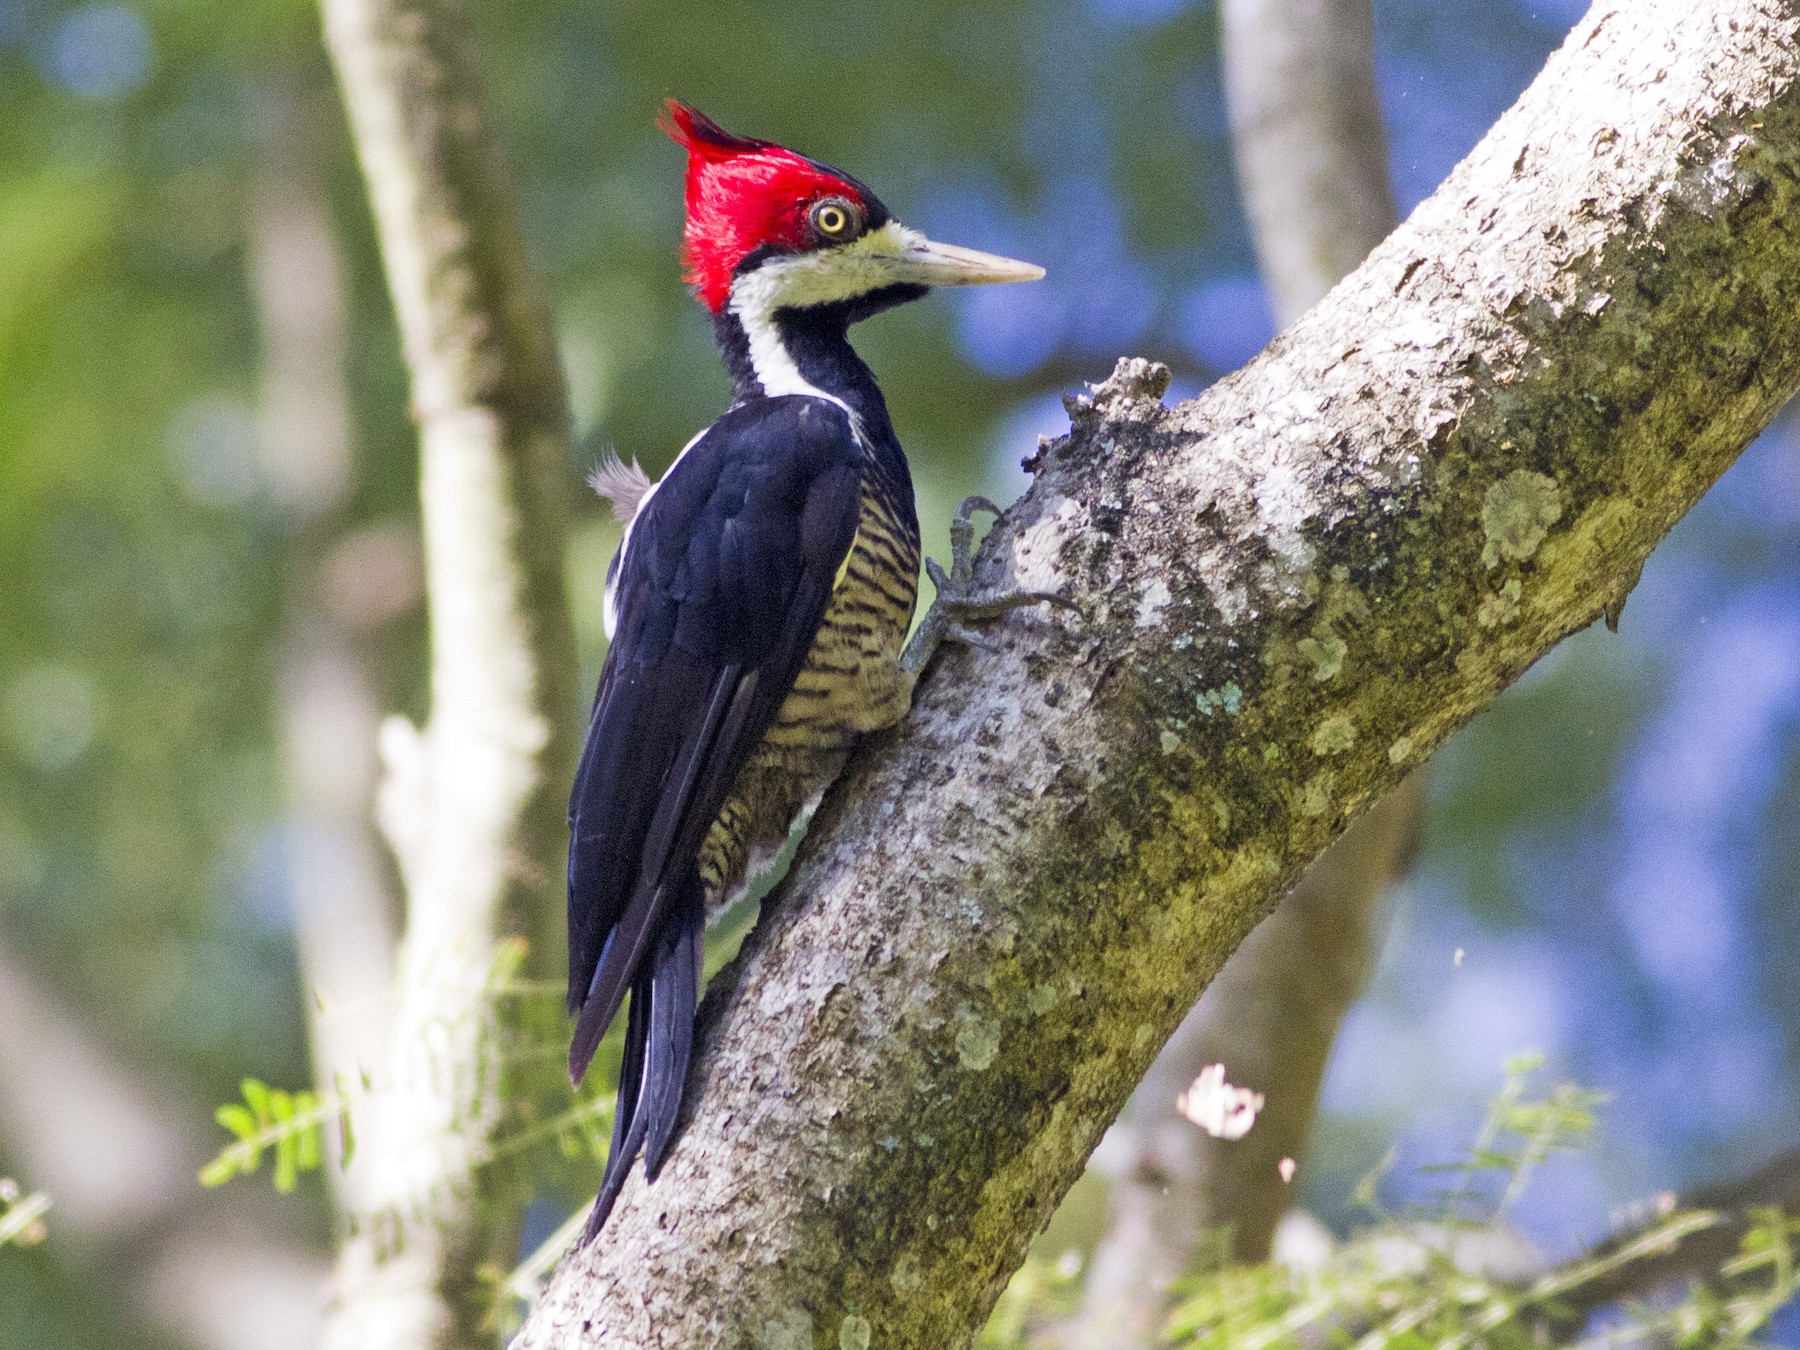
[644,893,702,1178]
[580,883,704,1242]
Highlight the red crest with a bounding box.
[659,101,872,313]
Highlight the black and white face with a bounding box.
[726,221,1044,399]
[732,218,1044,315]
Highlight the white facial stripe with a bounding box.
[615,223,905,638]
[727,222,924,400]
[730,283,828,401]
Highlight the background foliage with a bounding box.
[2,0,1797,1343]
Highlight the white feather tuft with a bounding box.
[588,453,656,524]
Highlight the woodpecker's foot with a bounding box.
[902,496,1078,675]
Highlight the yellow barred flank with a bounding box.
[694,477,918,915]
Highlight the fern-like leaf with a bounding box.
[200,1078,339,1193]
[0,1178,50,1248]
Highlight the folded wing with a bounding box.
[565,395,863,1233]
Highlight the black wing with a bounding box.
[566,395,862,1232]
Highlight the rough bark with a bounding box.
[1071,786,1420,1345]
[517,3,1800,1345]
[317,0,576,1344]
[1071,5,1412,1338]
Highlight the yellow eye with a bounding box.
[810,198,858,238]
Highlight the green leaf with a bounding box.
[215,1104,257,1138]
[270,1090,298,1193]
[273,1140,298,1192]
[295,1095,322,1172]
[336,1078,357,1171]
[200,1080,334,1196]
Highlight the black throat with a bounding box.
[709,277,921,579]
[712,282,927,520]
[712,283,928,429]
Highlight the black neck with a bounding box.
[713,283,927,527]
[713,282,928,431]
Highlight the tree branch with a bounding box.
[521,2,1800,1343]
[1072,7,1411,1337]
[1071,785,1423,1346]
[316,0,575,1343]
[1550,1147,1800,1328]
[1150,0,1415,1264]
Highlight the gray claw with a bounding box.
[945,622,998,652]
[901,495,1079,675]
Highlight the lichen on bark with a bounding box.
[517,3,1800,1345]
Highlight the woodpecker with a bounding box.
[567,102,1046,1238]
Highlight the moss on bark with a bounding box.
[519,3,1800,1345]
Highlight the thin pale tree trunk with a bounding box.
[315,0,576,1343]
[1225,0,1397,321]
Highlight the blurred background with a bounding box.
[2,0,1798,1344]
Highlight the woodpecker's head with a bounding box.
[661,101,1044,319]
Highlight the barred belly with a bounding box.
[696,472,919,919]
